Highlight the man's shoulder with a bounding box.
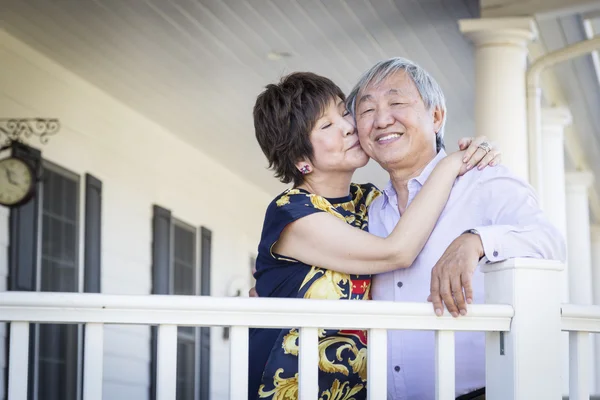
[455,164,538,205]
[458,164,526,187]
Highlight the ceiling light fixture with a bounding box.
[266,51,292,61]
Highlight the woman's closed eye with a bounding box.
[321,122,332,129]
[359,108,374,115]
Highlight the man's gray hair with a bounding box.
[346,57,447,151]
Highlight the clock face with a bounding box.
[0,157,34,207]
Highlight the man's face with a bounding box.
[354,71,444,171]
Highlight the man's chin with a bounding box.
[370,150,409,169]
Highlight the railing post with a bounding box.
[482,258,564,400]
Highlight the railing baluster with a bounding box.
[229,326,249,399]
[299,327,319,400]
[8,322,29,400]
[435,330,455,400]
[569,331,590,400]
[83,323,104,400]
[367,328,387,400]
[156,324,178,400]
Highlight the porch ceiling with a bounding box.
[2,1,598,209]
[481,0,600,18]
[0,0,479,195]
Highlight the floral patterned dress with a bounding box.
[248,183,381,400]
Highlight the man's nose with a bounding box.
[375,109,394,129]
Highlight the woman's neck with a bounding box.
[297,171,353,199]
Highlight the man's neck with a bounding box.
[388,153,437,212]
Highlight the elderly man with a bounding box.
[346,57,566,400]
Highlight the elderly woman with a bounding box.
[249,72,498,400]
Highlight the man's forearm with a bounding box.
[472,222,566,263]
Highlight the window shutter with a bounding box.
[152,205,172,295]
[199,227,211,400]
[84,174,102,293]
[7,145,41,400]
[8,145,42,291]
[150,205,171,400]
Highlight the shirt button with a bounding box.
[493,250,499,257]
[397,281,403,288]
[394,366,401,372]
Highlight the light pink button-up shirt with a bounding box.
[368,150,566,400]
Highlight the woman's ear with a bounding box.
[295,160,312,175]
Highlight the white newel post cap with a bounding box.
[480,258,565,274]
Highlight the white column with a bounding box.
[566,171,594,305]
[593,225,600,306]
[542,107,571,297]
[541,107,572,396]
[459,18,537,181]
[565,171,595,394]
[591,224,600,394]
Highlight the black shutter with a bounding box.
[150,205,171,400]
[152,205,172,295]
[199,227,211,400]
[81,174,102,399]
[84,174,102,293]
[8,146,42,291]
[6,146,41,400]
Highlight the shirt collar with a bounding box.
[382,150,448,206]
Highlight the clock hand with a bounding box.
[6,170,17,186]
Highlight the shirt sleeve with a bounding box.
[261,190,325,261]
[472,166,567,263]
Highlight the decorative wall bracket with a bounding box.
[0,118,60,146]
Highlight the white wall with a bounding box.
[0,30,271,400]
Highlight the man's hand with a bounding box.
[428,233,484,317]
[249,287,259,297]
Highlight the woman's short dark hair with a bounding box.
[253,72,345,186]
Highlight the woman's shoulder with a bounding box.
[267,187,313,211]
[349,182,382,207]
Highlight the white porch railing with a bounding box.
[1,258,597,400]
[561,304,600,400]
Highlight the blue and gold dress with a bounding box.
[248,183,381,400]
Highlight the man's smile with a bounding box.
[375,132,404,144]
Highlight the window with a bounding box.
[8,152,102,400]
[173,221,197,400]
[151,206,211,400]
[37,164,81,400]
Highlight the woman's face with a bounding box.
[304,97,369,176]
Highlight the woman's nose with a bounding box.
[343,123,355,137]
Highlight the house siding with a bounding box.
[0,31,270,400]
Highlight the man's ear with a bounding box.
[432,105,445,134]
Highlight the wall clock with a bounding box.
[0,155,36,207]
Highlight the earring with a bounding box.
[300,165,310,175]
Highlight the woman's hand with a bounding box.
[458,136,501,172]
[443,136,501,176]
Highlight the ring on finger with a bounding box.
[477,141,492,154]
